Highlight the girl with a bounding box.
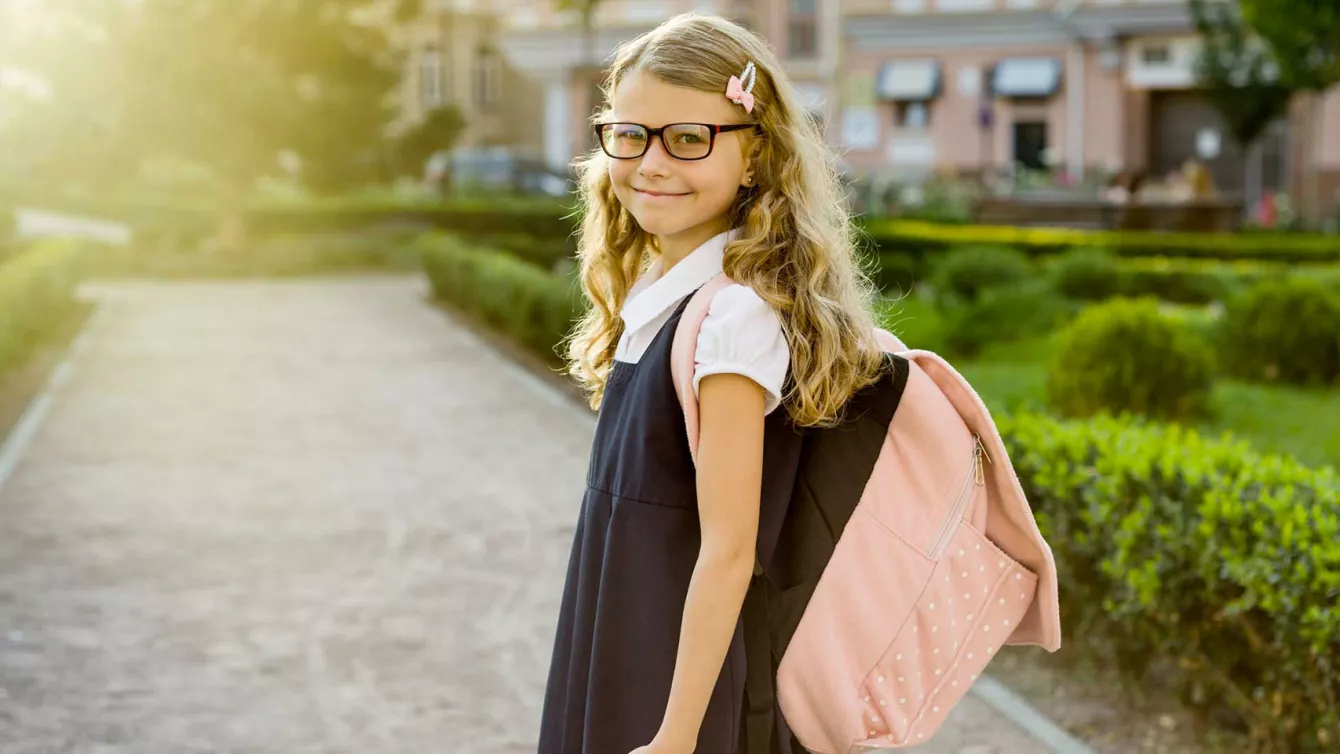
[540,13,887,754]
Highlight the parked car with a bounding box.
[438,148,575,198]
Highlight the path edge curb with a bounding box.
[0,299,108,492]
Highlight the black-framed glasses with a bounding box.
[593,122,760,161]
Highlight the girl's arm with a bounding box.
[649,371,767,754]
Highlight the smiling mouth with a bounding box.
[634,188,689,197]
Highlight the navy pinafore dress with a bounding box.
[539,291,804,754]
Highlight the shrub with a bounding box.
[245,195,578,239]
[1048,247,1122,301]
[864,218,1340,263]
[1120,265,1244,304]
[930,245,1035,303]
[1046,297,1214,421]
[478,232,576,273]
[417,232,583,363]
[877,292,947,354]
[873,252,920,293]
[0,239,89,370]
[1218,277,1340,387]
[999,411,1340,753]
[942,279,1074,359]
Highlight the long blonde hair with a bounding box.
[564,12,885,428]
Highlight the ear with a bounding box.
[740,138,762,189]
[740,151,759,188]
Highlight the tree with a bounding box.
[1237,0,1340,219]
[8,0,419,251]
[1190,0,1294,213]
[394,104,467,185]
[0,1,134,194]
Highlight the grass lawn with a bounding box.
[880,293,1340,472]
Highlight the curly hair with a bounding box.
[564,12,886,428]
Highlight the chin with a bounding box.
[629,213,691,237]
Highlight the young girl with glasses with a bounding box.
[540,12,889,754]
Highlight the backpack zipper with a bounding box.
[929,435,987,560]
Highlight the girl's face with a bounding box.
[606,70,755,252]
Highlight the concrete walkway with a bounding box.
[0,275,1068,753]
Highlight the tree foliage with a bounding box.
[1190,0,1294,150]
[1239,0,1340,92]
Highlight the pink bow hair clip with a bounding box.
[726,61,757,113]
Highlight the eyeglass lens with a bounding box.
[602,124,713,159]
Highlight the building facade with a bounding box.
[835,0,1338,205]
[405,0,1339,212]
[391,0,533,153]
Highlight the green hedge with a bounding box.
[0,239,90,371]
[245,197,577,240]
[417,232,583,361]
[1002,412,1339,753]
[865,218,1340,263]
[0,188,578,248]
[875,247,1336,305]
[473,232,577,272]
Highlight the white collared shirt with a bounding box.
[615,228,790,415]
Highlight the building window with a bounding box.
[1141,44,1172,66]
[1013,121,1048,170]
[788,0,817,60]
[419,47,443,110]
[896,101,931,130]
[474,46,500,111]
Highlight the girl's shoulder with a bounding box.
[694,282,789,414]
[700,282,785,344]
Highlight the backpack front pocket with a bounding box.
[853,523,1038,748]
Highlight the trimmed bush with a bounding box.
[942,279,1074,359]
[876,245,1331,303]
[877,292,947,354]
[930,245,1035,303]
[1120,264,1245,305]
[1218,277,1340,387]
[478,232,576,273]
[0,239,89,370]
[865,218,1340,263]
[873,252,920,293]
[1048,247,1122,301]
[1046,297,1214,421]
[417,232,583,361]
[247,198,577,239]
[1000,411,1340,753]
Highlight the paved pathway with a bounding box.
[0,275,1060,753]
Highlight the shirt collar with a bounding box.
[620,227,741,334]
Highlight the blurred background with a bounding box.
[0,1,1338,753]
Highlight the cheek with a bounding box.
[608,162,635,196]
[691,164,743,203]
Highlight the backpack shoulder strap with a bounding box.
[669,272,734,466]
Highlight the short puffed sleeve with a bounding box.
[692,284,790,415]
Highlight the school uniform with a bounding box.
[538,228,805,754]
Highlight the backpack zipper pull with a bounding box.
[974,436,987,486]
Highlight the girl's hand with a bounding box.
[628,739,693,754]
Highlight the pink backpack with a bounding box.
[670,274,1062,752]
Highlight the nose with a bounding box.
[636,133,674,178]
